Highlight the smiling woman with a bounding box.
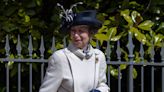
[70,25,90,49]
[39,3,110,92]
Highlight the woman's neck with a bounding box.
[79,44,88,50]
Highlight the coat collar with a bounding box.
[67,43,94,60]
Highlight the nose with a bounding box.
[74,32,79,37]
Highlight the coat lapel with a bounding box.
[63,48,81,92]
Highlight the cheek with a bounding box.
[82,34,90,41]
[70,34,73,40]
[70,33,75,40]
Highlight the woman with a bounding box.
[39,9,110,92]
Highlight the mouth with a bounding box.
[75,40,81,43]
[74,39,82,44]
[75,39,81,41]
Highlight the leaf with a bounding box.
[24,15,30,22]
[90,40,97,47]
[19,28,26,33]
[95,2,100,9]
[109,16,115,21]
[7,61,14,68]
[121,48,129,61]
[129,27,147,44]
[121,9,133,26]
[2,21,18,32]
[120,64,127,70]
[97,13,106,21]
[145,34,152,46]
[156,22,164,32]
[32,63,38,71]
[154,34,164,47]
[107,27,117,39]
[138,20,154,31]
[18,9,25,17]
[121,9,130,16]
[133,68,138,79]
[147,45,155,56]
[131,11,143,24]
[36,0,42,6]
[95,34,108,41]
[129,1,141,6]
[110,35,122,41]
[134,52,141,63]
[30,29,41,39]
[98,26,108,33]
[9,54,15,59]
[103,20,111,25]
[99,40,104,46]
[110,68,118,77]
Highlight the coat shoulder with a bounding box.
[49,49,67,63]
[94,49,104,55]
[52,49,66,57]
[94,49,106,62]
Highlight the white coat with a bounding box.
[39,43,110,92]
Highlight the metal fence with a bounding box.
[0,34,164,92]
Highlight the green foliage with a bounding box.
[0,0,164,91]
[92,1,164,79]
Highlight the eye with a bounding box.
[70,30,75,35]
[79,27,89,32]
[79,29,86,33]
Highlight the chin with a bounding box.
[75,45,82,48]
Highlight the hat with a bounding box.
[60,10,102,34]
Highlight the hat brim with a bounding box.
[72,17,102,30]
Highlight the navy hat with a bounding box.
[60,10,102,34]
[72,10,102,29]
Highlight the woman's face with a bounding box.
[70,25,90,49]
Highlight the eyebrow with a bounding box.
[78,25,89,28]
[71,25,89,29]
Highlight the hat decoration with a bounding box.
[57,2,83,33]
[57,2,102,34]
[57,2,83,22]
